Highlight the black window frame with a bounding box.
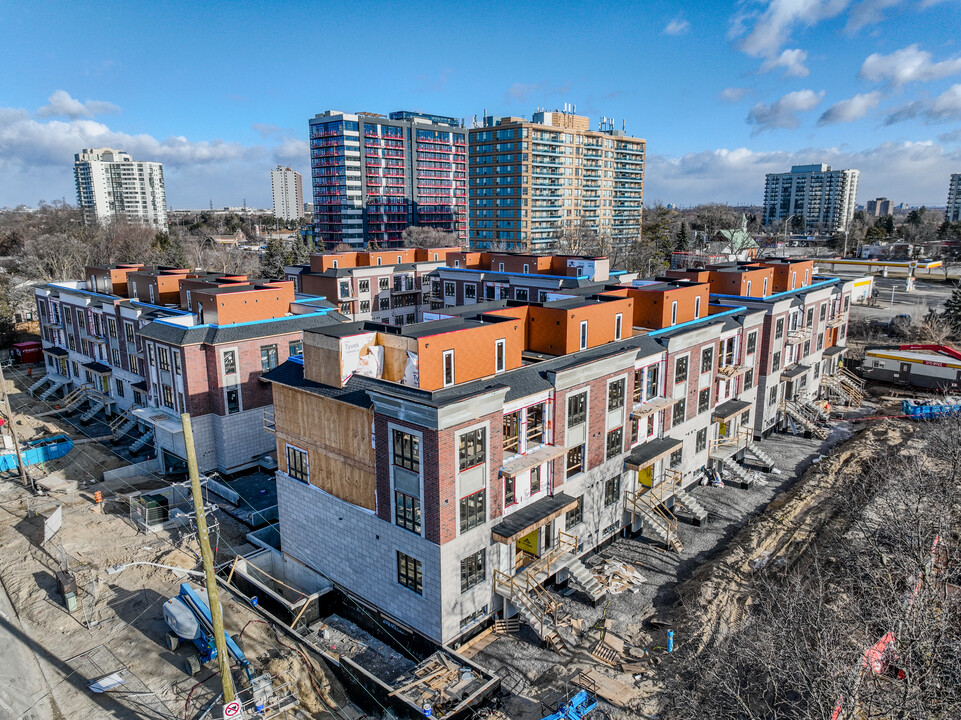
[504,475,516,506]
[670,448,683,468]
[672,398,686,426]
[459,489,486,533]
[392,429,420,472]
[746,331,757,354]
[397,551,423,595]
[675,356,688,383]
[394,491,421,534]
[567,392,587,427]
[458,427,486,471]
[606,428,623,460]
[608,379,625,410]
[603,476,620,506]
[696,427,707,453]
[566,496,584,528]
[529,465,541,494]
[701,346,714,373]
[286,444,309,483]
[460,549,486,592]
[260,344,279,372]
[566,444,584,478]
[698,387,711,414]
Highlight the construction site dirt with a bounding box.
[0,360,938,720]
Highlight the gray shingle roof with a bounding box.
[138,311,348,346]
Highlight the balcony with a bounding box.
[500,444,566,479]
[785,326,812,345]
[827,313,846,328]
[630,395,676,417]
[716,363,748,379]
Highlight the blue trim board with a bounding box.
[152,309,336,331]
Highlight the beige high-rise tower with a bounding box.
[468,108,645,253]
[271,166,304,222]
[74,147,167,230]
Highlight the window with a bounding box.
[526,404,544,445]
[397,551,422,595]
[358,279,370,293]
[459,490,486,533]
[379,298,390,310]
[694,295,701,319]
[817,333,824,351]
[803,340,811,357]
[746,280,752,296]
[108,318,117,337]
[608,379,625,410]
[675,356,688,383]
[772,351,781,372]
[114,379,124,398]
[744,369,754,390]
[173,351,182,375]
[289,340,303,356]
[162,385,174,408]
[443,350,455,387]
[567,392,587,427]
[775,318,784,340]
[360,300,370,313]
[465,284,476,299]
[696,428,707,453]
[226,387,241,414]
[379,277,389,291]
[806,308,814,327]
[604,476,620,506]
[515,288,529,302]
[503,411,520,455]
[339,280,351,298]
[147,344,156,367]
[606,428,623,459]
[392,429,420,472]
[746,331,757,355]
[504,475,516,506]
[261,344,279,372]
[769,386,778,405]
[458,427,486,471]
[395,492,421,533]
[223,350,237,375]
[111,349,120,366]
[670,448,683,468]
[671,301,678,325]
[566,445,584,478]
[495,339,506,373]
[444,282,455,296]
[701,346,714,373]
[646,365,660,398]
[529,465,541,495]
[614,313,623,341]
[579,320,588,350]
[460,549,486,592]
[698,388,711,414]
[820,304,827,321]
[566,496,584,527]
[673,398,686,426]
[286,445,309,482]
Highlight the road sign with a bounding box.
[222,700,243,718]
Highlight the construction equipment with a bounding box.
[541,689,598,720]
[163,582,255,682]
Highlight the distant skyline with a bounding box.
[2,0,961,211]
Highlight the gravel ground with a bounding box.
[476,404,876,719]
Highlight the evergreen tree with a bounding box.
[675,222,691,252]
[942,282,961,335]
[259,237,289,279]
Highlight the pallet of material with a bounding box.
[575,669,636,709]
[493,617,519,634]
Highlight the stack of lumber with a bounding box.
[592,560,647,594]
[390,652,473,711]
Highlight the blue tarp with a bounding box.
[0,434,73,472]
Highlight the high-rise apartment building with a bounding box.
[271,166,304,222]
[74,148,167,231]
[947,174,961,223]
[762,164,859,234]
[866,197,893,217]
[308,110,467,248]
[468,109,645,254]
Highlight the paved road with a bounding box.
[848,275,953,323]
[0,580,57,720]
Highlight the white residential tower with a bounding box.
[271,166,304,222]
[763,164,859,234]
[74,148,168,231]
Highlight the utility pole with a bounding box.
[181,413,235,703]
[0,363,30,490]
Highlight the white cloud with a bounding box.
[0,103,307,209]
[719,87,753,103]
[746,89,825,133]
[504,81,572,104]
[759,48,811,77]
[663,17,690,35]
[818,91,883,124]
[36,90,120,119]
[885,83,961,124]
[733,0,850,58]
[938,127,961,144]
[860,44,961,86]
[644,140,961,206]
[845,0,903,32]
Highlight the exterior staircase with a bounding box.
[673,488,709,525]
[109,406,140,441]
[28,375,52,396]
[626,473,684,553]
[79,396,107,423]
[38,377,68,402]
[780,399,830,439]
[718,455,755,489]
[743,441,776,472]
[821,368,864,407]
[59,385,93,414]
[129,429,154,454]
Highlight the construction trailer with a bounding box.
[861,344,961,391]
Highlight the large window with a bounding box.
[395,492,421,534]
[604,476,620,506]
[675,356,688,383]
[504,475,516,506]
[566,496,584,528]
[775,317,784,340]
[696,427,707,453]
[567,445,584,478]
[567,392,587,427]
[392,429,420,472]
[460,549,486,592]
[606,428,623,460]
[225,387,241,414]
[529,465,541,495]
[289,340,303,356]
[646,365,659,398]
[673,398,686,426]
[459,490,486,533]
[772,351,781,372]
[701,346,714,373]
[670,448,683,468]
[526,404,544,446]
[261,344,279,372]
[223,350,237,375]
[608,379,625,410]
[397,551,422,595]
[286,445,309,483]
[503,411,520,455]
[633,368,644,403]
[746,331,757,355]
[698,388,711,414]
[458,428,486,471]
[744,369,754,391]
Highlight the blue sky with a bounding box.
[2,0,960,210]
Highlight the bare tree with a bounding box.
[401,225,460,249]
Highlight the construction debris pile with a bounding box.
[590,559,647,595]
[391,651,487,716]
